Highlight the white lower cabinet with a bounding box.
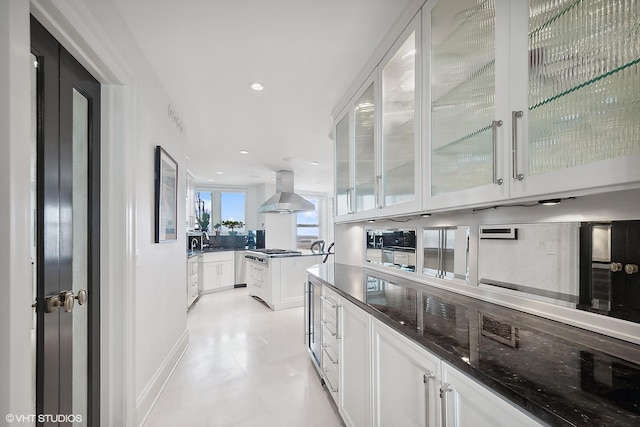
[187,255,200,308]
[339,297,371,427]
[201,251,235,293]
[325,291,543,427]
[321,287,340,404]
[372,318,440,427]
[440,362,543,427]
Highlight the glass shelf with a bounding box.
[528,0,640,175]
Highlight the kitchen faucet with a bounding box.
[202,231,209,248]
[378,237,383,248]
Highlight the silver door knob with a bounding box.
[60,291,75,312]
[44,295,61,313]
[625,264,639,275]
[75,289,88,305]
[610,262,623,272]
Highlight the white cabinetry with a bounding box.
[187,254,200,308]
[334,12,422,222]
[440,361,542,427]
[371,318,440,427]
[425,0,640,211]
[312,286,545,427]
[248,255,322,310]
[247,259,268,302]
[201,251,235,294]
[339,296,371,427]
[321,286,340,404]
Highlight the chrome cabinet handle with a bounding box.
[323,348,338,365]
[625,264,639,274]
[423,372,436,427]
[376,175,383,209]
[440,383,453,427]
[321,320,337,337]
[512,110,524,181]
[336,304,341,340]
[304,287,310,344]
[492,120,503,185]
[322,370,338,393]
[347,187,355,214]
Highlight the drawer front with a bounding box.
[322,349,339,392]
[322,295,338,322]
[321,317,338,341]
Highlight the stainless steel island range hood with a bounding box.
[258,170,314,213]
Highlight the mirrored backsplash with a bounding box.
[362,217,640,326]
[423,226,469,283]
[478,221,640,324]
[365,228,416,272]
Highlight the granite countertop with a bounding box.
[308,263,640,427]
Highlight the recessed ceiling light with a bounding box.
[216,171,224,175]
[249,82,264,91]
[271,178,276,181]
[310,161,319,166]
[208,179,214,182]
[239,150,249,154]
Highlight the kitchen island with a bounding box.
[246,250,323,310]
[308,263,640,427]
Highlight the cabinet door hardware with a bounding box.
[423,371,436,427]
[492,120,504,185]
[440,383,453,427]
[511,110,524,181]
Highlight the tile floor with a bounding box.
[143,287,343,427]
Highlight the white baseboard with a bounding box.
[136,329,190,426]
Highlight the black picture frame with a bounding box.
[155,145,178,242]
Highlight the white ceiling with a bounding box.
[112,0,412,194]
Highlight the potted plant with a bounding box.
[196,211,210,232]
[221,220,244,235]
[213,222,221,236]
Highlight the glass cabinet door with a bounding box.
[335,112,351,217]
[381,18,419,209]
[526,0,640,176]
[354,82,376,213]
[430,0,498,196]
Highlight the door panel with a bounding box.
[32,16,100,426]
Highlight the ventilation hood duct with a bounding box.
[258,170,314,214]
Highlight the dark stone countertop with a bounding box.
[308,263,640,427]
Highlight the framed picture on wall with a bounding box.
[155,145,178,242]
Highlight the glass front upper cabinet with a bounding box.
[334,111,351,217]
[354,82,376,213]
[426,0,640,208]
[380,13,421,214]
[522,0,640,184]
[429,0,504,203]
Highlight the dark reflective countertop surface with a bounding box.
[308,263,640,427]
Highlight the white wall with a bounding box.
[75,1,190,422]
[3,1,191,425]
[0,0,34,420]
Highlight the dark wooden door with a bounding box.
[31,16,101,426]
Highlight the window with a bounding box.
[195,190,246,234]
[297,197,320,250]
